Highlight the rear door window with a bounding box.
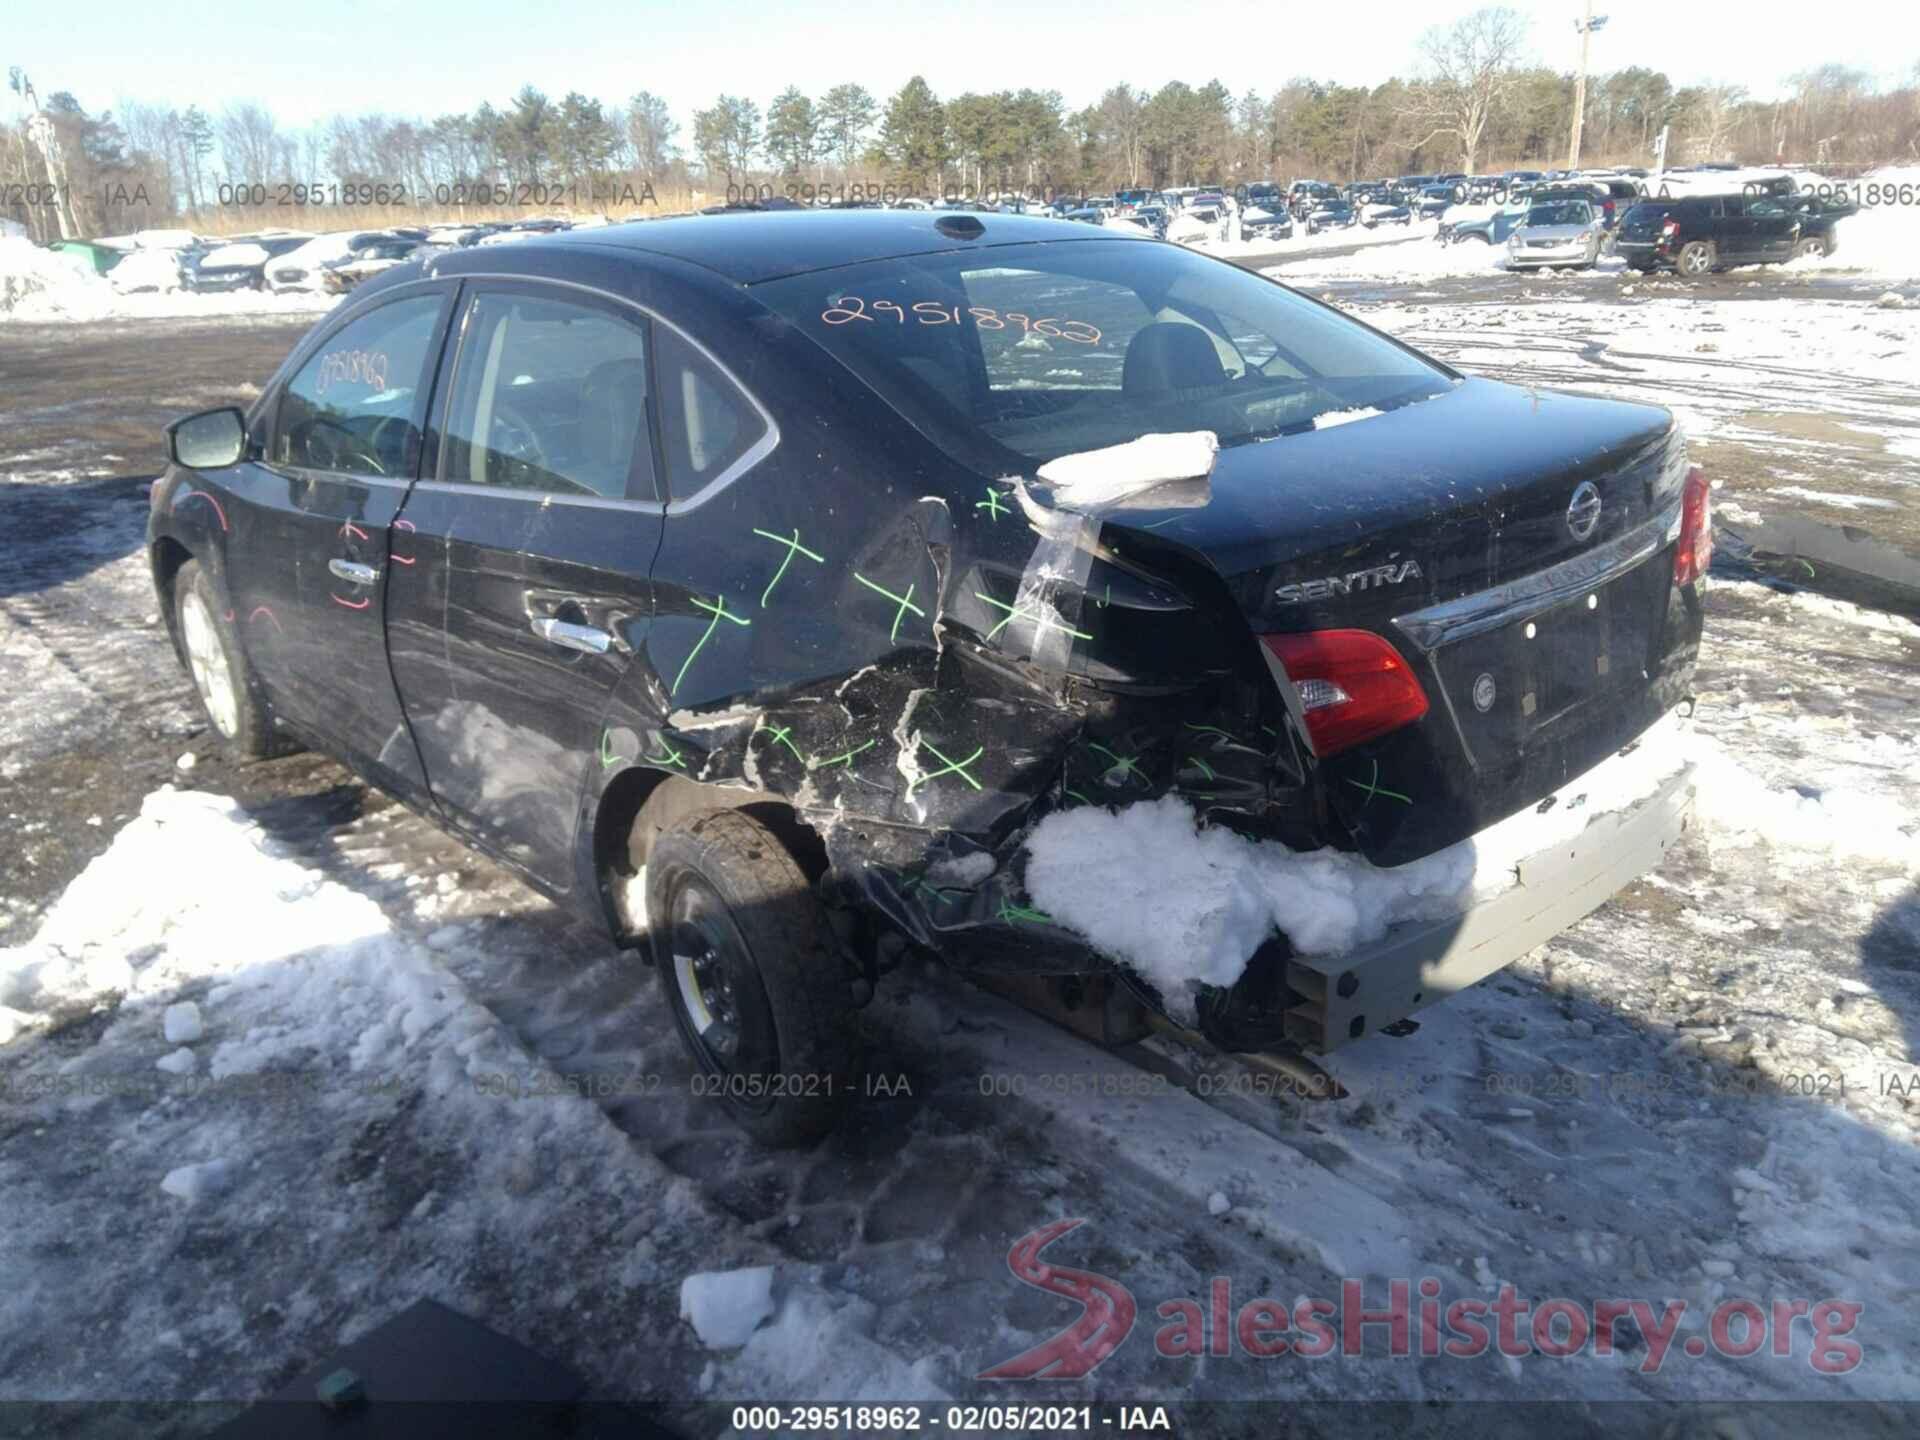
[439,287,658,501]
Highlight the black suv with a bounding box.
[1612,193,1802,277]
[1783,192,1859,258]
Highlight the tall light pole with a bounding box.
[1568,3,1609,170]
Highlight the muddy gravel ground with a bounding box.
[2,305,1919,1429]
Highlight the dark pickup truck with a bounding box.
[152,212,1706,1142]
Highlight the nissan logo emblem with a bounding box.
[1566,481,1603,541]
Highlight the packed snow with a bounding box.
[0,235,336,321]
[1026,711,1695,1017]
[1036,429,1219,507]
[679,1266,776,1347]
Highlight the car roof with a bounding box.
[539,209,1112,284]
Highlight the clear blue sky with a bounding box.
[6,0,1914,131]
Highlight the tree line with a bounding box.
[6,9,1919,240]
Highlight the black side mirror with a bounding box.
[167,407,248,470]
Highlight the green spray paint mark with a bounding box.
[1346,758,1412,806]
[751,527,825,607]
[909,738,983,797]
[1187,755,1217,782]
[1183,722,1238,745]
[599,729,624,769]
[671,594,750,697]
[1064,788,1092,806]
[810,738,877,771]
[644,740,687,769]
[1086,741,1146,787]
[1140,515,1181,530]
[853,573,925,644]
[1099,582,1110,609]
[755,722,805,764]
[975,486,1011,521]
[973,591,1093,643]
[997,900,1053,926]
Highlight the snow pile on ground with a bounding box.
[1036,430,1218,506]
[1791,200,1920,282]
[0,235,334,321]
[1026,713,1695,1017]
[0,236,96,316]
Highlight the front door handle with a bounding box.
[531,617,612,654]
[329,559,379,585]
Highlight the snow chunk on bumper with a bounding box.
[1026,795,1472,1015]
[1036,431,1218,509]
[1026,714,1695,1018]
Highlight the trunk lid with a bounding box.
[1099,377,1697,866]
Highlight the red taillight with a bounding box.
[1674,464,1712,586]
[1261,629,1430,758]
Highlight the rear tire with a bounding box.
[173,559,276,759]
[647,808,855,1147]
[1676,240,1715,277]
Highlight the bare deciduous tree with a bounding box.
[1403,6,1530,174]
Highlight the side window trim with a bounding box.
[406,271,779,516]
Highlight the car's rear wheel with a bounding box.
[647,808,855,1146]
[173,559,277,759]
[1676,240,1716,277]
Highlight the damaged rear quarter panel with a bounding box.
[591,282,1315,971]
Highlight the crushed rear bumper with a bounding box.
[1283,764,1696,1052]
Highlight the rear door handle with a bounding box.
[329,559,379,585]
[531,617,612,654]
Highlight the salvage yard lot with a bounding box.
[2,263,1918,1426]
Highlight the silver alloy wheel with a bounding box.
[180,589,239,738]
[1679,243,1712,275]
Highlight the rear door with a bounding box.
[1742,194,1800,259]
[383,278,667,886]
[250,283,454,802]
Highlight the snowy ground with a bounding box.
[2,262,1919,1426]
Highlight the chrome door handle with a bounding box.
[328,559,379,584]
[531,617,612,654]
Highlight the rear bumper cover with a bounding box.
[1282,763,1695,1052]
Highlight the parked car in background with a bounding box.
[1304,198,1358,234]
[1783,191,1858,257]
[184,234,313,293]
[1131,203,1172,238]
[1113,187,1154,212]
[1505,197,1604,269]
[1360,199,1414,228]
[1611,194,1802,276]
[1238,205,1294,242]
[152,208,1708,1143]
[1447,193,1534,247]
[267,231,402,293]
[1417,184,1456,219]
[319,237,423,293]
[1289,180,1340,219]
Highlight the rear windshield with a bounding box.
[754,238,1453,471]
[1621,202,1677,224]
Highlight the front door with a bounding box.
[385,280,667,887]
[247,284,454,802]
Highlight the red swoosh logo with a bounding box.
[330,594,372,610]
[977,1219,1135,1379]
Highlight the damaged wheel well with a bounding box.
[150,537,193,660]
[594,771,827,943]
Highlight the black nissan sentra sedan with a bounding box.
[153,211,1709,1142]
